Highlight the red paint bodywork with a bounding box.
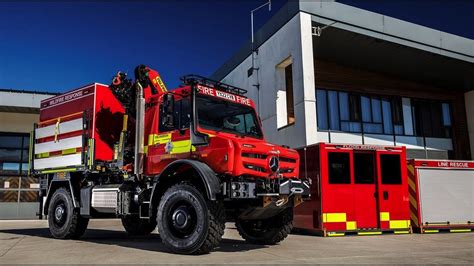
[38,83,299,180]
[294,143,410,235]
[39,84,125,162]
[143,85,299,179]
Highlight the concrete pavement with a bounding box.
[0,219,472,264]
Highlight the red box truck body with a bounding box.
[407,159,474,233]
[34,83,124,171]
[294,143,411,236]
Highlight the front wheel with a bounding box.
[48,188,89,239]
[156,183,225,254]
[236,207,293,245]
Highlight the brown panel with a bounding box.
[20,191,38,202]
[20,177,39,189]
[314,60,456,100]
[0,191,18,202]
[0,176,19,189]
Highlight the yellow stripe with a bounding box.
[122,114,128,131]
[450,229,471,233]
[409,194,418,209]
[323,213,347,223]
[170,140,196,154]
[407,177,416,192]
[327,232,345,237]
[40,167,77,174]
[394,231,410,234]
[358,231,382,235]
[28,131,33,175]
[407,164,415,177]
[410,212,419,227]
[346,221,357,230]
[424,229,439,233]
[62,148,77,155]
[148,133,172,145]
[36,152,50,159]
[390,220,410,229]
[380,212,390,222]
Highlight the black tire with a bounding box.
[48,188,89,239]
[156,183,225,254]
[121,215,157,235]
[236,207,293,245]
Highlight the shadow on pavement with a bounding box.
[0,227,267,254]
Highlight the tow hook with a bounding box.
[275,197,288,207]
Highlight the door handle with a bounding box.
[383,191,389,200]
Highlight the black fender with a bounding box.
[43,178,79,215]
[149,159,221,215]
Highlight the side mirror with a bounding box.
[162,94,175,129]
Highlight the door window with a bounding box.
[380,154,402,184]
[328,152,351,184]
[354,153,375,184]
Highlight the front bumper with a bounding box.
[229,178,311,199]
[278,179,311,198]
[233,178,311,220]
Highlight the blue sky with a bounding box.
[0,0,472,93]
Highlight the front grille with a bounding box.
[244,164,266,173]
[242,152,296,176]
[242,152,268,159]
[280,157,296,163]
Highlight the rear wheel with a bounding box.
[156,183,225,254]
[121,215,157,235]
[236,207,293,245]
[48,188,89,239]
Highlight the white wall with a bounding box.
[465,90,474,159]
[222,13,315,148]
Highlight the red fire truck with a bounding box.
[294,143,411,236]
[30,65,310,254]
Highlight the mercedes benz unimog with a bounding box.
[30,65,310,254]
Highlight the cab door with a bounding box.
[146,96,192,174]
[321,148,354,232]
[376,150,410,230]
[353,151,379,229]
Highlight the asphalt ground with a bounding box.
[0,219,472,264]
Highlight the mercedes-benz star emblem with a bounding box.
[269,156,279,172]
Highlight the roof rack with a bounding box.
[180,74,247,96]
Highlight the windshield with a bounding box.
[196,95,263,138]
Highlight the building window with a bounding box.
[284,64,295,125]
[316,89,403,135]
[316,88,453,140]
[276,58,296,129]
[0,133,38,207]
[412,100,452,138]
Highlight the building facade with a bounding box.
[0,89,57,219]
[212,0,474,160]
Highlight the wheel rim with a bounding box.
[167,200,197,239]
[53,201,67,227]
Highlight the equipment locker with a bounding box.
[294,143,411,236]
[407,159,474,233]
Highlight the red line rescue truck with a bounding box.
[30,65,310,254]
[407,159,474,233]
[294,143,411,236]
